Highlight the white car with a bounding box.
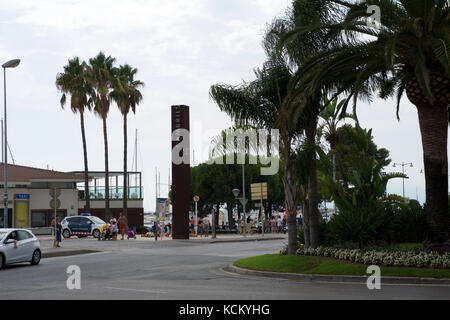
[0,229,41,269]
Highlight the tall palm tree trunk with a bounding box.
[280,133,299,255]
[102,116,111,219]
[227,201,234,228]
[123,112,128,217]
[301,191,310,248]
[306,117,320,248]
[416,102,450,245]
[80,111,90,211]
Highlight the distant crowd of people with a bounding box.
[187,214,295,236]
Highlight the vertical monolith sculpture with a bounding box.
[171,105,190,239]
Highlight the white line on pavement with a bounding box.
[104,287,168,294]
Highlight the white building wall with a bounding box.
[0,187,79,227]
[0,188,79,214]
[1,188,29,208]
[30,189,79,216]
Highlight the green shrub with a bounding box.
[325,204,400,248]
[396,200,427,243]
[296,246,450,269]
[298,222,332,247]
[298,228,304,246]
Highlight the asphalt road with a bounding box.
[1,238,450,300]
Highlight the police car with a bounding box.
[61,214,106,239]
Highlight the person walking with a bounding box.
[264,217,270,233]
[54,217,62,248]
[203,216,209,238]
[276,215,282,233]
[298,215,303,230]
[50,218,55,237]
[153,221,159,241]
[189,216,195,236]
[271,217,276,233]
[198,218,203,238]
[167,222,172,237]
[110,218,118,240]
[118,212,128,240]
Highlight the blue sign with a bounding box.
[15,194,30,199]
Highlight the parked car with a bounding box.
[0,229,41,269]
[61,215,106,239]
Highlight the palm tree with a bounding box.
[86,52,117,220]
[56,57,92,211]
[319,96,355,151]
[210,53,304,254]
[266,0,350,248]
[291,0,450,246]
[111,64,144,217]
[318,95,356,195]
[291,139,312,247]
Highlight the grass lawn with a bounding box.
[234,254,450,279]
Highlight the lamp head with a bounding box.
[232,188,240,198]
[2,59,20,68]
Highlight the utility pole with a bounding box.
[1,119,3,163]
[393,162,413,201]
[242,162,246,237]
[134,129,138,188]
[3,59,21,229]
[332,153,336,215]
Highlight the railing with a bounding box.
[78,187,143,201]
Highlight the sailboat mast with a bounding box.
[135,129,138,187]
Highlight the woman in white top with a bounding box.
[110,218,119,240]
[203,217,209,237]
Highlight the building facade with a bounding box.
[0,164,144,230]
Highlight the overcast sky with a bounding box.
[0,0,446,211]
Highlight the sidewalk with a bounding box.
[39,233,287,243]
[185,233,287,243]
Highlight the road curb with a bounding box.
[42,249,100,259]
[225,264,450,286]
[209,237,285,244]
[178,236,286,244]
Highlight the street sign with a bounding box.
[15,194,30,200]
[251,182,268,201]
[239,198,248,206]
[49,189,61,197]
[50,198,61,209]
[193,196,200,202]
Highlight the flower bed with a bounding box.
[280,246,450,269]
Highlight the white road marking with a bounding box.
[104,287,168,294]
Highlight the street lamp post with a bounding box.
[2,59,20,228]
[242,163,247,237]
[232,187,247,237]
[232,188,239,231]
[393,162,413,201]
[193,196,199,236]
